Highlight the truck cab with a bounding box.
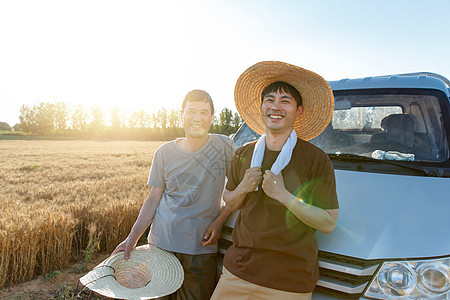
[219,72,450,299]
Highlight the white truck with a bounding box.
[219,72,450,299]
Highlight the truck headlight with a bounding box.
[364,257,450,299]
[417,262,450,296]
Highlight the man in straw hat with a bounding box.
[211,61,339,299]
[112,89,235,300]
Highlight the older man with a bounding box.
[113,89,235,300]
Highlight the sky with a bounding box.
[1,0,449,126]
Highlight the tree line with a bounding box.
[1,102,243,140]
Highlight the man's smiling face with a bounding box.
[261,90,303,134]
[181,101,213,138]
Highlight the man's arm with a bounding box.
[200,206,232,246]
[111,186,164,259]
[222,166,262,212]
[262,170,339,235]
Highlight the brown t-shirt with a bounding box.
[223,139,339,293]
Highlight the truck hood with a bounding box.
[316,169,450,260]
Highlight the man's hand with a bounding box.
[262,170,289,201]
[262,170,339,234]
[223,167,262,212]
[200,219,222,246]
[111,238,136,261]
[238,167,262,193]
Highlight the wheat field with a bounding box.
[0,140,165,288]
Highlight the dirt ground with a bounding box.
[0,254,111,300]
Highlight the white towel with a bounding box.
[372,150,415,161]
[251,130,297,190]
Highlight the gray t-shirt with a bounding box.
[147,134,235,254]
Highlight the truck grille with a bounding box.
[218,226,381,299]
[317,252,380,298]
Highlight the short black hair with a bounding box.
[261,81,302,107]
[182,89,214,114]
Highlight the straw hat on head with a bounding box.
[79,244,184,300]
[234,61,334,141]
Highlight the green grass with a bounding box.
[0,131,32,139]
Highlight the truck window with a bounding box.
[309,91,449,162]
[333,106,402,130]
